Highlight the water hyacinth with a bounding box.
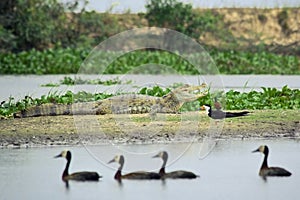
[0,48,299,75]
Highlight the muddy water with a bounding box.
[0,139,299,200]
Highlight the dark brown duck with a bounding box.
[108,155,160,181]
[153,151,199,179]
[252,145,292,178]
[55,150,101,181]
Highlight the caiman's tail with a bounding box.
[14,102,97,118]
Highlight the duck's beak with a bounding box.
[252,148,259,153]
[107,158,115,164]
[152,153,160,158]
[54,153,62,158]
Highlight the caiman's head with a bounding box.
[167,83,208,103]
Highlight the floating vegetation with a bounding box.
[40,76,132,87]
[1,48,299,75]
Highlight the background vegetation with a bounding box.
[0,0,299,75]
[1,48,298,74]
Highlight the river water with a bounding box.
[0,75,299,102]
[0,139,299,200]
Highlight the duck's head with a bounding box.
[153,151,168,161]
[108,155,124,165]
[55,150,71,160]
[252,145,269,155]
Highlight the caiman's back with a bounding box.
[94,94,162,114]
[14,94,163,118]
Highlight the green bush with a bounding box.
[0,0,116,52]
[145,0,220,39]
[0,0,81,52]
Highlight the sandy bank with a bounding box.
[0,110,299,148]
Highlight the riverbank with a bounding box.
[0,110,299,148]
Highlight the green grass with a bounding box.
[40,83,60,87]
[41,76,132,87]
[0,48,299,75]
[60,76,126,85]
[0,85,299,118]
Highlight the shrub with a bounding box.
[145,0,220,40]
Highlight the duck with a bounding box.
[55,150,101,181]
[252,145,292,178]
[153,151,199,179]
[201,104,249,120]
[108,155,160,181]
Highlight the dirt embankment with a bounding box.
[200,8,300,48]
[118,8,299,50]
[0,110,299,148]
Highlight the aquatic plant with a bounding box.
[41,76,131,87]
[0,48,299,75]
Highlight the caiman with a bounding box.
[14,83,208,118]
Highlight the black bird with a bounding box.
[55,150,101,181]
[108,155,160,181]
[252,145,292,178]
[201,104,249,120]
[153,151,199,179]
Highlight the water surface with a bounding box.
[0,139,299,200]
[1,75,299,101]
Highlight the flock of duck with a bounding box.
[55,145,292,184]
[55,103,291,183]
[55,150,199,183]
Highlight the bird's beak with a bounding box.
[152,153,160,158]
[54,153,62,158]
[252,148,259,153]
[107,158,115,164]
[200,105,205,110]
